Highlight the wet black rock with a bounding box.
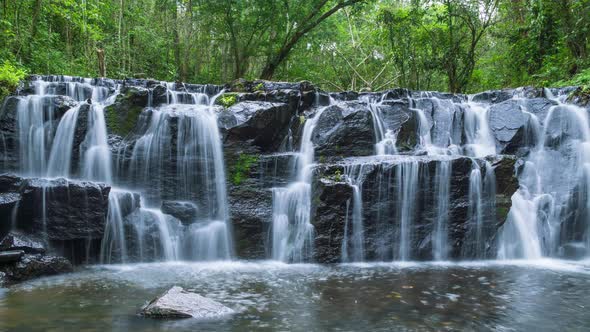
[0,192,20,239]
[104,87,149,137]
[311,155,519,262]
[566,86,590,107]
[161,201,198,225]
[0,174,110,242]
[0,250,24,263]
[559,242,587,260]
[0,232,46,254]
[0,254,72,284]
[312,103,376,158]
[472,89,514,104]
[311,178,353,263]
[224,101,294,152]
[489,98,557,154]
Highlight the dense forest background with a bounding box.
[0,0,589,95]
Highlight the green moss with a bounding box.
[254,82,265,92]
[334,169,342,182]
[105,104,144,137]
[496,206,509,220]
[231,154,259,185]
[218,93,238,108]
[299,115,306,125]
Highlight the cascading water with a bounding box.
[498,90,590,259]
[341,164,365,262]
[432,159,451,260]
[46,105,81,178]
[396,160,419,261]
[271,97,334,262]
[11,76,233,263]
[102,84,232,263]
[9,74,590,266]
[463,101,496,157]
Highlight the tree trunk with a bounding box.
[97,49,106,77]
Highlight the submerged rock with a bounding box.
[141,286,234,319]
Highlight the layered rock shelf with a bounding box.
[1,75,589,283]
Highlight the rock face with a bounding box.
[312,103,376,158]
[0,232,46,254]
[141,286,234,319]
[3,74,590,267]
[0,174,110,263]
[311,155,518,263]
[488,98,557,154]
[224,101,294,152]
[0,95,80,172]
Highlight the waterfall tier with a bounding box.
[1,76,589,265]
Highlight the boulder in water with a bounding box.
[0,232,45,254]
[141,286,234,319]
[0,254,72,284]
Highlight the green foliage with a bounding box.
[299,115,306,125]
[334,169,342,182]
[218,94,238,108]
[554,68,590,87]
[0,0,589,93]
[0,61,27,101]
[231,154,259,186]
[254,82,265,92]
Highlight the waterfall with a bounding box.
[341,164,365,262]
[17,96,51,176]
[432,159,451,260]
[102,84,232,262]
[463,101,496,157]
[100,191,130,264]
[498,91,590,259]
[81,103,115,183]
[271,98,333,262]
[12,76,233,263]
[16,77,115,179]
[397,160,419,261]
[46,105,81,178]
[468,162,484,256]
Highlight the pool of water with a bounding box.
[1,260,590,331]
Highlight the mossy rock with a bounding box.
[217,93,239,108]
[231,154,259,185]
[566,86,590,106]
[103,87,150,137]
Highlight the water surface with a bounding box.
[1,260,590,331]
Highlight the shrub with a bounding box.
[0,61,27,101]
